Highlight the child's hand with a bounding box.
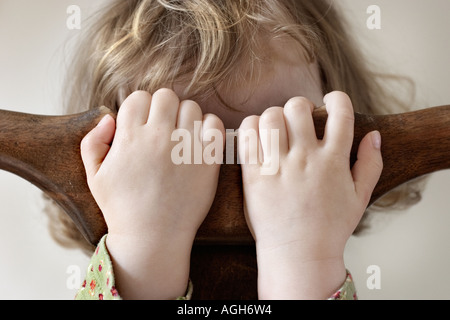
[239,91,383,299]
[80,89,225,299]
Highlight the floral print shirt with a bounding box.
[75,235,120,300]
[75,235,356,300]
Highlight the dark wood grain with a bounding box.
[0,107,113,245]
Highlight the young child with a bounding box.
[50,0,421,299]
[75,89,381,300]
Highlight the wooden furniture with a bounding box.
[1,105,450,299]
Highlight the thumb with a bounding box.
[351,130,383,206]
[80,114,116,180]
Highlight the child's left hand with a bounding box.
[239,91,383,299]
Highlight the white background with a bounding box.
[0,0,449,299]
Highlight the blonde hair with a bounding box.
[53,0,422,253]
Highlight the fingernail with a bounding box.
[372,131,381,149]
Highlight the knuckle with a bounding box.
[154,87,176,97]
[119,91,151,113]
[152,88,180,107]
[337,109,355,124]
[260,107,283,124]
[326,91,351,105]
[180,99,201,112]
[203,113,224,130]
[285,96,314,110]
[326,92,355,119]
[129,90,151,99]
[179,100,203,124]
[370,156,384,173]
[240,115,260,129]
[80,131,94,151]
[125,90,152,106]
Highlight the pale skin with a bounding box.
[80,43,383,299]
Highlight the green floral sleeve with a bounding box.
[75,235,354,300]
[75,235,121,300]
[75,235,193,300]
[328,270,357,300]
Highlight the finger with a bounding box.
[323,91,355,155]
[80,115,116,180]
[259,107,288,157]
[172,100,203,164]
[283,97,317,151]
[352,131,383,207]
[116,91,152,129]
[147,88,180,128]
[177,100,203,132]
[238,115,263,166]
[202,113,225,165]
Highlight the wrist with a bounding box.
[105,233,193,300]
[256,245,347,300]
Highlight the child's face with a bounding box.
[175,38,324,129]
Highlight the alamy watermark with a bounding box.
[366,264,381,290]
[67,5,81,30]
[367,5,381,30]
[66,265,82,290]
[170,122,280,176]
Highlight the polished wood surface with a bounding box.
[0,107,112,245]
[1,105,450,299]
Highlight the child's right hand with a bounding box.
[239,91,383,299]
[80,89,225,299]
